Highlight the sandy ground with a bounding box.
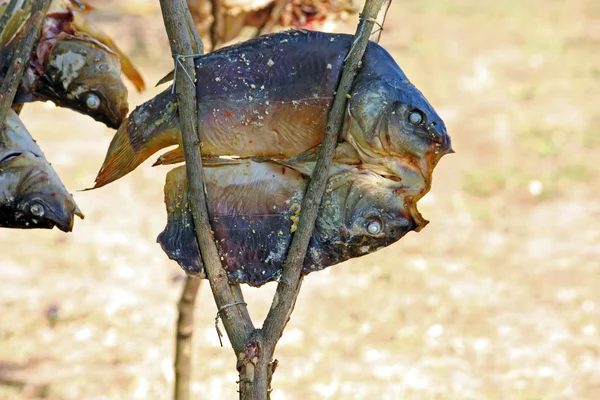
[1,0,599,399]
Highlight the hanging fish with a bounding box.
[0,109,84,231]
[158,159,426,286]
[1,0,144,128]
[92,30,452,201]
[20,32,130,129]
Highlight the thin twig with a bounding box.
[257,0,291,35]
[209,0,224,50]
[158,2,255,398]
[173,276,201,400]
[171,8,205,399]
[259,0,388,389]
[0,0,51,126]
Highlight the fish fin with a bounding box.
[257,142,363,176]
[156,70,175,87]
[153,146,185,166]
[288,144,320,163]
[92,88,180,189]
[157,166,205,276]
[72,13,146,92]
[201,157,247,166]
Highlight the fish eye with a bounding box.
[408,110,424,126]
[86,94,101,110]
[366,219,383,235]
[30,202,45,217]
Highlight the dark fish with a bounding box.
[27,33,129,129]
[1,0,133,129]
[93,30,451,198]
[158,160,426,286]
[0,110,84,231]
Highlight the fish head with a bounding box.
[346,80,452,187]
[0,153,84,232]
[38,33,129,129]
[311,170,427,263]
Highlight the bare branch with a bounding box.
[260,0,388,369]
[258,0,290,35]
[209,0,225,49]
[173,277,201,400]
[158,2,255,398]
[0,0,51,126]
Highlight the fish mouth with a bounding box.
[426,122,453,154]
[46,201,84,232]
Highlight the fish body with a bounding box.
[1,0,137,128]
[94,30,451,200]
[158,160,425,286]
[0,109,83,231]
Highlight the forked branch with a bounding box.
[160,0,389,398]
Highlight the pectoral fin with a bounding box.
[153,146,185,166]
[157,166,204,276]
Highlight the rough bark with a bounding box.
[158,1,255,398]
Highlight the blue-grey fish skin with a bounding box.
[158,161,422,286]
[0,110,83,231]
[94,30,451,192]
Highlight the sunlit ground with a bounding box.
[1,0,599,399]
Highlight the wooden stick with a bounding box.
[171,10,205,400]
[209,0,224,49]
[257,0,290,35]
[173,277,201,400]
[257,0,388,394]
[158,2,255,398]
[0,0,51,126]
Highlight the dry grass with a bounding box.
[1,0,599,398]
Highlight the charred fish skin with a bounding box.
[158,162,422,286]
[0,110,83,232]
[93,29,450,190]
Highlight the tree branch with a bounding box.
[257,0,290,35]
[160,0,388,398]
[209,0,225,49]
[173,276,201,400]
[259,0,388,380]
[158,1,255,398]
[0,0,51,126]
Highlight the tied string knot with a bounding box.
[344,15,384,62]
[215,301,247,347]
[171,53,203,94]
[360,15,384,31]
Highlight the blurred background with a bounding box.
[1,0,599,398]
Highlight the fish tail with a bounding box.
[157,166,205,276]
[92,88,181,189]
